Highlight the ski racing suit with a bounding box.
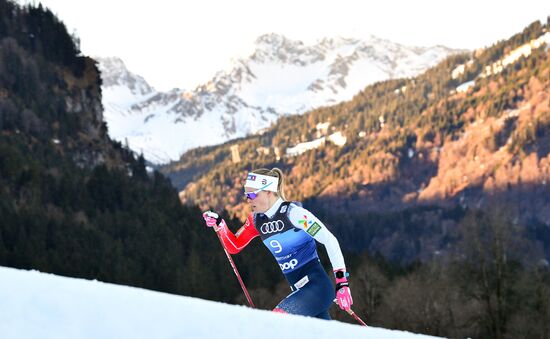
[215,198,346,319]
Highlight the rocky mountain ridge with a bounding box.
[98,34,459,163]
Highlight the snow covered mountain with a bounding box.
[98,34,461,164]
[0,266,442,339]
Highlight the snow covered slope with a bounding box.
[0,266,442,339]
[98,34,460,164]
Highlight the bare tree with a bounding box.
[454,206,534,339]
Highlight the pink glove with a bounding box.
[202,211,220,228]
[334,270,353,311]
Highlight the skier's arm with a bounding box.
[204,213,259,254]
[288,204,353,311]
[288,205,346,271]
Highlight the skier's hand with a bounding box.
[202,211,221,228]
[336,286,353,311]
[334,270,353,311]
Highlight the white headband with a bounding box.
[245,173,279,192]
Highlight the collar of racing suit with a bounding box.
[263,197,284,218]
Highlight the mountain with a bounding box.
[0,266,443,339]
[98,35,460,164]
[161,20,550,262]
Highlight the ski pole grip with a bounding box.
[205,211,223,226]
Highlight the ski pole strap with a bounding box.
[334,270,349,292]
[335,281,349,292]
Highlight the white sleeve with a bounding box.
[288,203,346,271]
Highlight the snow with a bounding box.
[316,122,330,133]
[285,131,346,157]
[286,137,326,156]
[501,32,550,67]
[102,85,157,110]
[451,60,474,79]
[239,62,325,112]
[328,131,347,146]
[482,32,550,77]
[336,58,389,99]
[115,104,245,164]
[0,266,442,339]
[456,80,475,93]
[451,64,465,79]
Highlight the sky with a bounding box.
[18,0,550,91]
[0,266,442,339]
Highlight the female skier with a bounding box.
[202,167,353,319]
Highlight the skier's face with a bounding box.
[244,188,271,213]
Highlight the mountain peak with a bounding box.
[254,33,296,46]
[96,56,155,95]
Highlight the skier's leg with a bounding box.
[315,309,331,320]
[276,270,333,318]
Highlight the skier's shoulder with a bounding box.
[280,201,314,225]
[278,200,303,214]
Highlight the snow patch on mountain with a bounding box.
[481,32,550,77]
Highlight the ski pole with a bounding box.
[334,299,368,326]
[210,214,256,308]
[346,309,368,326]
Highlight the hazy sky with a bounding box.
[19,0,550,91]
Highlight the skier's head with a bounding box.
[244,168,286,213]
